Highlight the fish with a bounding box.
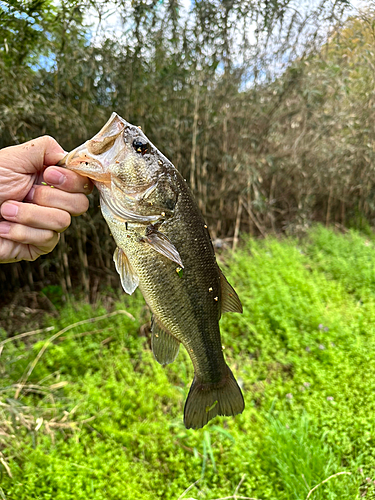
[59,112,244,429]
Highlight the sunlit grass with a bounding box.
[2,226,375,498]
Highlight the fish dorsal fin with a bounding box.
[151,316,180,366]
[219,267,243,314]
[113,247,139,295]
[141,230,184,268]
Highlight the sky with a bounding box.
[86,0,373,50]
[87,0,371,32]
[87,0,191,43]
[82,0,374,87]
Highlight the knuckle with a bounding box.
[41,231,60,251]
[67,194,89,215]
[56,211,71,231]
[18,206,34,226]
[34,186,57,208]
[32,186,46,205]
[0,241,17,263]
[45,229,58,244]
[74,194,89,215]
[37,231,59,254]
[38,135,59,147]
[36,229,56,247]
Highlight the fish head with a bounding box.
[60,113,179,223]
[60,113,162,192]
[61,113,183,267]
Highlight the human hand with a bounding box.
[0,136,93,263]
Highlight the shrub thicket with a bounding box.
[1,1,373,298]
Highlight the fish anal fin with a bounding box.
[219,268,243,314]
[141,230,184,268]
[184,366,245,429]
[151,316,180,366]
[113,247,139,295]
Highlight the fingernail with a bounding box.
[44,169,65,185]
[24,187,35,201]
[0,223,11,235]
[1,203,18,218]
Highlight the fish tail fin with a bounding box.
[183,366,244,429]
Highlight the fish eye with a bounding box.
[132,137,150,155]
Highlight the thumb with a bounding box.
[23,135,66,169]
[2,136,66,174]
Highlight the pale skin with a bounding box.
[0,136,93,263]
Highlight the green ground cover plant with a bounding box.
[1,226,375,499]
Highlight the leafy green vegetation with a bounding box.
[2,226,375,499]
[2,1,367,299]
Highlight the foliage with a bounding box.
[0,0,54,66]
[251,8,375,234]
[2,227,375,498]
[0,0,363,298]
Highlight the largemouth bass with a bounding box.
[60,113,244,429]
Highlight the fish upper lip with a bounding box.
[64,145,90,165]
[58,144,92,168]
[59,144,112,182]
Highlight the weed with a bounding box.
[1,226,375,498]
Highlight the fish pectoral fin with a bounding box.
[113,247,139,294]
[151,316,180,366]
[141,231,184,268]
[219,268,243,314]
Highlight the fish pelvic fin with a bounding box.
[113,247,139,294]
[183,366,244,429]
[151,316,180,366]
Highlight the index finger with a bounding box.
[43,166,94,194]
[1,136,65,174]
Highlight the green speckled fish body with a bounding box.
[61,113,244,429]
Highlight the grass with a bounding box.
[1,225,375,498]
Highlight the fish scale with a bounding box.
[60,112,244,429]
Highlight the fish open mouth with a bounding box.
[59,144,92,167]
[58,146,111,183]
[58,113,127,182]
